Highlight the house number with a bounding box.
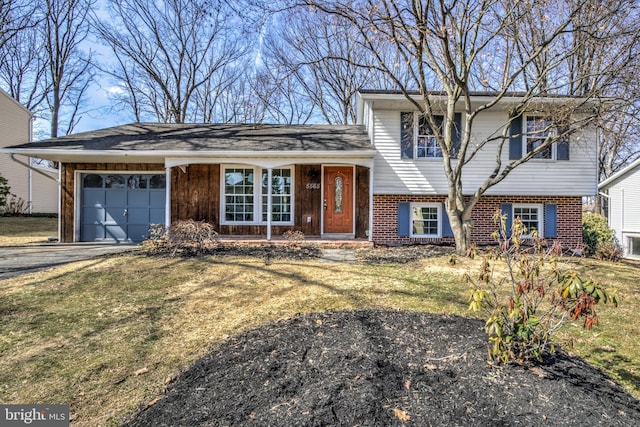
[306,183,321,190]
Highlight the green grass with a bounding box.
[0,216,58,246]
[0,250,638,426]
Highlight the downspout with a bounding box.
[28,117,33,214]
[28,169,33,214]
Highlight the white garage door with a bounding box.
[80,173,166,242]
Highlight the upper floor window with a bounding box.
[510,114,569,161]
[401,112,461,160]
[416,115,443,158]
[525,116,554,159]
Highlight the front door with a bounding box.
[323,166,354,234]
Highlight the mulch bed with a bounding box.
[122,310,640,426]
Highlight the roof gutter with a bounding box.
[10,154,60,183]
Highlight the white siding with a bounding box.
[370,109,598,196]
[606,167,640,258]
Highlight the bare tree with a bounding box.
[94,0,248,124]
[262,9,388,124]
[303,0,640,254]
[252,64,316,124]
[42,0,95,137]
[0,22,49,114]
[0,0,38,52]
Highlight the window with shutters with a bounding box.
[513,204,544,237]
[401,112,462,160]
[410,203,441,237]
[524,116,555,160]
[416,115,444,158]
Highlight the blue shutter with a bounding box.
[544,203,558,238]
[509,115,523,160]
[442,203,453,237]
[451,112,462,158]
[398,202,411,237]
[500,203,513,235]
[401,112,414,159]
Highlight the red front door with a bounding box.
[323,166,353,234]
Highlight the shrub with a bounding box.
[142,220,218,256]
[283,230,305,246]
[595,241,623,262]
[467,210,618,364]
[583,213,615,255]
[0,174,11,213]
[2,195,29,216]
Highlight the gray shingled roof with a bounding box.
[10,123,372,152]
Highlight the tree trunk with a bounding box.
[445,198,474,255]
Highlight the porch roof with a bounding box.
[2,123,374,162]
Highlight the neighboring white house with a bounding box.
[599,158,640,259]
[0,88,58,214]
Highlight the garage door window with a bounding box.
[83,174,103,188]
[106,174,126,188]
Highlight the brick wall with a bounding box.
[372,194,583,248]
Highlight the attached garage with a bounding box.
[80,173,166,242]
[1,123,375,243]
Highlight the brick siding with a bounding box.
[372,194,583,248]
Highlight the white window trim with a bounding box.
[523,115,556,161]
[512,203,544,238]
[626,235,640,260]
[410,202,441,238]
[414,112,443,160]
[220,165,295,226]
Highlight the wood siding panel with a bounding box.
[295,165,322,236]
[371,109,597,196]
[171,164,220,227]
[356,165,370,238]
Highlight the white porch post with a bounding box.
[369,163,374,242]
[267,168,273,241]
[165,167,171,230]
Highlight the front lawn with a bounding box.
[0,249,638,426]
[0,216,58,246]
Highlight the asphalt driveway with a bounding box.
[0,244,138,280]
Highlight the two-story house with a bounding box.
[0,91,597,245]
[0,88,58,214]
